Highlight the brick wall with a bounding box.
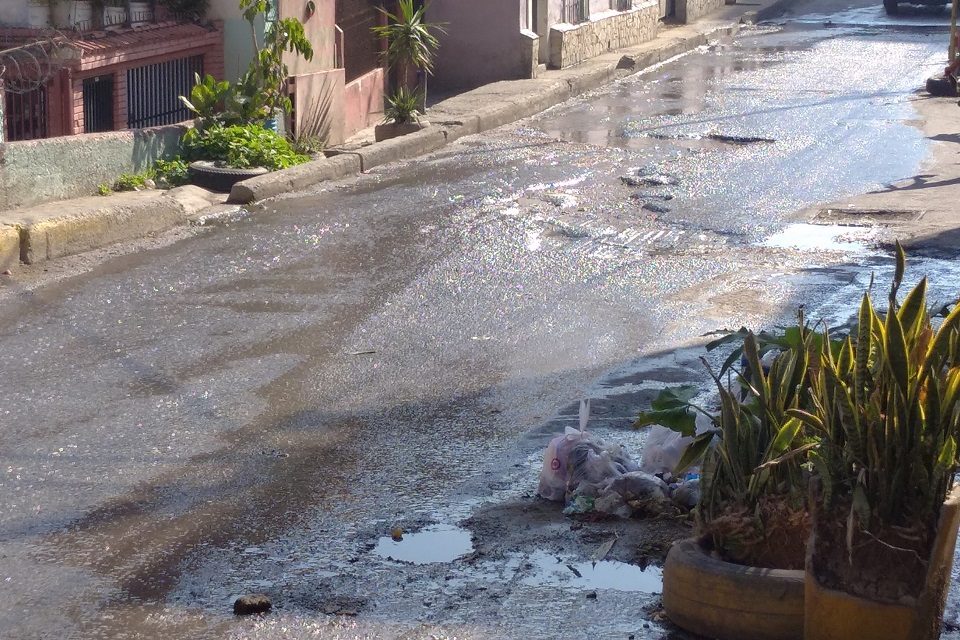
[549,0,659,69]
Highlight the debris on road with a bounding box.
[538,400,700,518]
[234,594,272,616]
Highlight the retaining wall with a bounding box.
[678,0,726,22]
[0,123,185,211]
[549,1,659,69]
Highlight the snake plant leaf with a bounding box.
[787,408,826,433]
[675,430,717,475]
[898,277,928,341]
[885,305,910,396]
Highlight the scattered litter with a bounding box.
[348,350,377,356]
[592,537,618,564]
[539,399,700,518]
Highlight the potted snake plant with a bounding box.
[793,244,960,640]
[646,326,814,640]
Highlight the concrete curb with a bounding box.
[228,21,751,206]
[3,186,221,265]
[0,226,19,271]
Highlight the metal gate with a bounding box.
[4,86,48,141]
[126,55,203,129]
[82,74,114,133]
[336,0,382,83]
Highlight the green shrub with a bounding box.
[112,171,154,192]
[181,124,308,171]
[154,158,190,187]
[383,87,422,125]
[97,183,112,196]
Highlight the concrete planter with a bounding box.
[663,539,805,640]
[52,0,94,29]
[805,486,960,640]
[374,120,430,142]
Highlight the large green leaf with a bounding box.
[634,385,700,435]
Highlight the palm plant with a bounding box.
[383,86,423,125]
[371,0,445,103]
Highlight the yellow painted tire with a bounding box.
[662,539,804,640]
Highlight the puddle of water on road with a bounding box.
[520,550,663,593]
[762,223,873,252]
[372,524,474,564]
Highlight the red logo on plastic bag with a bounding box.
[550,458,561,471]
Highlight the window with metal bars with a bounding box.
[126,55,203,129]
[4,86,48,141]
[612,0,633,10]
[562,0,589,23]
[83,75,114,133]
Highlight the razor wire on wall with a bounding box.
[0,32,78,95]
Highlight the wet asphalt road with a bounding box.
[1,1,958,638]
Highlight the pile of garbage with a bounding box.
[537,400,704,518]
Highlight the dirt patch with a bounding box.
[464,498,692,569]
[811,500,933,602]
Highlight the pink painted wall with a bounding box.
[281,0,336,74]
[343,67,385,140]
[428,0,530,90]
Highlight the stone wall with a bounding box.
[677,0,725,22]
[0,124,185,212]
[549,1,659,69]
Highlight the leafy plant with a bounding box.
[97,183,112,196]
[153,157,190,187]
[372,0,445,97]
[180,73,231,124]
[158,0,210,19]
[383,87,423,125]
[181,123,308,170]
[239,0,313,116]
[792,245,960,598]
[292,135,326,156]
[112,171,154,192]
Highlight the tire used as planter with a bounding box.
[663,539,805,640]
[805,486,960,640]
[188,161,269,193]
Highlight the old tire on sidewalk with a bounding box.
[926,76,958,98]
[663,539,805,640]
[188,161,270,193]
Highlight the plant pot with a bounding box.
[101,5,127,27]
[804,486,960,640]
[53,0,94,28]
[374,120,430,142]
[662,539,804,640]
[128,1,153,24]
[188,161,270,193]
[26,0,51,28]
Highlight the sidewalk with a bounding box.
[794,96,960,257]
[0,0,795,271]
